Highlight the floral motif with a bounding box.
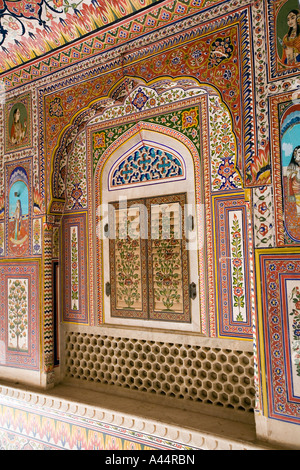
[245,141,271,186]
[49,97,63,117]
[218,159,235,179]
[71,226,79,311]
[209,96,241,191]
[289,286,300,377]
[0,1,44,46]
[253,186,274,247]
[188,43,205,69]
[66,134,87,211]
[71,183,83,210]
[230,213,245,321]
[151,204,183,312]
[132,88,148,110]
[115,210,142,310]
[93,132,105,149]
[182,108,198,129]
[152,238,182,311]
[208,36,234,68]
[33,218,41,254]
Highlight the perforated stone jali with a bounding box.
[65,333,255,413]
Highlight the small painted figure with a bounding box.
[14,199,22,240]
[10,107,27,145]
[282,9,300,66]
[287,145,300,214]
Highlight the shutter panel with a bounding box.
[109,199,148,319]
[147,193,191,322]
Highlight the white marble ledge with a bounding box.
[0,380,282,451]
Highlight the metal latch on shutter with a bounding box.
[104,223,109,238]
[189,282,197,300]
[105,282,111,296]
[186,215,194,232]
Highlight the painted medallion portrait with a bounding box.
[281,102,300,242]
[5,93,32,153]
[276,0,300,67]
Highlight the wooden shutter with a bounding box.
[109,199,148,319]
[108,193,190,323]
[146,193,190,323]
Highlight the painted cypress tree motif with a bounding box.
[7,279,28,351]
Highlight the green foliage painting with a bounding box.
[7,279,28,351]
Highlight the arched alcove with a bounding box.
[52,76,242,337]
[94,121,202,332]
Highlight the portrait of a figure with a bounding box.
[5,94,31,153]
[8,175,29,256]
[281,103,300,242]
[9,104,27,146]
[277,1,300,67]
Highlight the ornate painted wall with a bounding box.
[0,0,300,449]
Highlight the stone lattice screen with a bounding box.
[64,332,255,413]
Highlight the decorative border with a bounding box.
[44,8,253,204]
[0,0,163,75]
[62,213,89,324]
[213,193,252,339]
[0,259,40,371]
[0,381,268,451]
[0,401,196,451]
[0,222,4,257]
[2,1,243,90]
[256,249,300,424]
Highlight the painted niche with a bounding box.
[5,93,32,153]
[6,163,31,257]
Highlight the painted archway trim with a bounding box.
[49,75,221,215]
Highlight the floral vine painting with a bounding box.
[114,207,142,311]
[229,211,246,322]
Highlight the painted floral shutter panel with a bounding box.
[109,194,190,323]
[109,199,148,319]
[146,193,191,323]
